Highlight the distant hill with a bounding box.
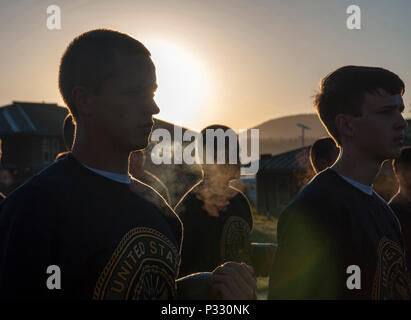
[252,114,329,140]
[250,114,330,156]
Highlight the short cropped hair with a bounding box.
[313,66,405,146]
[310,137,339,173]
[393,146,411,173]
[59,29,151,121]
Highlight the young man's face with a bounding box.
[92,52,159,151]
[350,89,407,161]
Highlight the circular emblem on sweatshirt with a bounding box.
[93,227,178,300]
[220,216,251,263]
[372,237,411,300]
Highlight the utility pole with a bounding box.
[297,123,310,147]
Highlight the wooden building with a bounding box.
[0,101,68,173]
[257,146,313,217]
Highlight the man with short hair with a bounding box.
[310,137,339,173]
[389,146,411,272]
[268,66,411,299]
[174,125,253,277]
[0,29,256,300]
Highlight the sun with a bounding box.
[142,39,211,129]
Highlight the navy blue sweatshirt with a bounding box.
[0,153,182,300]
[175,181,253,277]
[268,168,411,300]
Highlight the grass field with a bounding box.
[250,212,277,244]
[249,209,278,298]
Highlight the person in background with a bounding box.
[310,137,339,174]
[174,125,254,278]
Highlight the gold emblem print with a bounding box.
[372,237,411,300]
[220,216,251,263]
[93,227,179,300]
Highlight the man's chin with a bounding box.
[130,140,149,152]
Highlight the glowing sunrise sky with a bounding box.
[0,0,410,131]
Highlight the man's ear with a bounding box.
[71,86,94,117]
[335,114,355,139]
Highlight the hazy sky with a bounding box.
[1,0,410,131]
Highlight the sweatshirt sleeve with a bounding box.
[0,184,59,299]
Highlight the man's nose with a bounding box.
[396,112,408,131]
[143,100,160,116]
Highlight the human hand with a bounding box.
[210,262,256,300]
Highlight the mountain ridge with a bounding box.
[251,113,329,140]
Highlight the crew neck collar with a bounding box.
[79,161,131,184]
[328,169,373,195]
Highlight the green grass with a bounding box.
[250,210,277,244]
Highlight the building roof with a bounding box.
[260,145,311,171]
[0,101,68,136]
[0,101,197,138]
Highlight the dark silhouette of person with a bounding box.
[174,125,254,278]
[310,137,339,173]
[0,29,256,300]
[129,150,171,205]
[389,146,411,272]
[269,66,411,299]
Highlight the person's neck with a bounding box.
[331,145,382,186]
[71,127,130,175]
